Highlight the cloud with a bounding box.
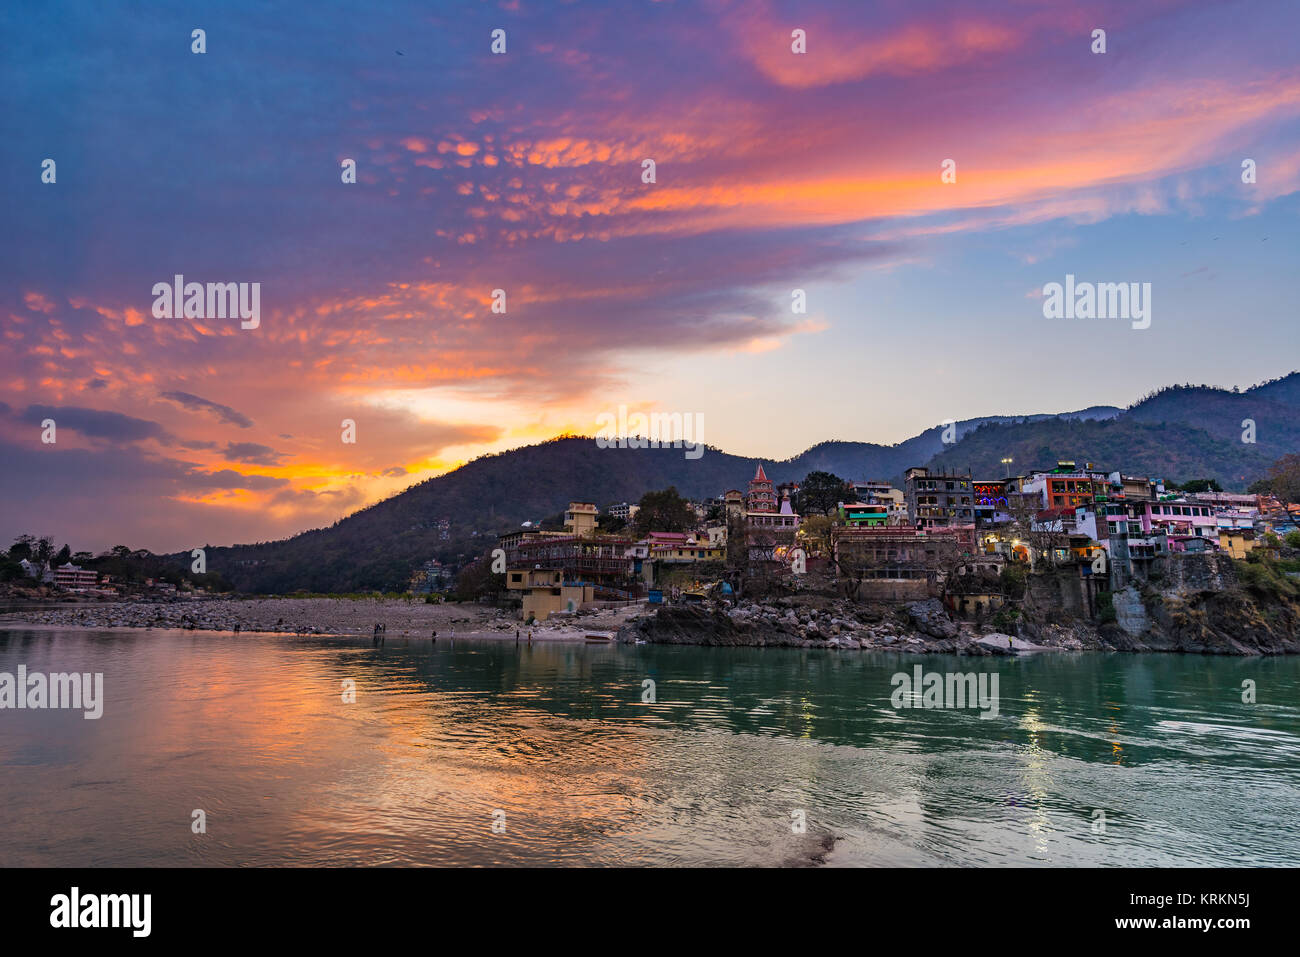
[188,469,289,491]
[20,405,175,445]
[222,442,286,466]
[160,391,254,428]
[2,0,1298,551]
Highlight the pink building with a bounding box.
[1141,500,1218,539]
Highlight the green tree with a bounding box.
[793,471,852,516]
[1177,478,1222,493]
[797,514,833,557]
[633,487,696,537]
[9,535,35,562]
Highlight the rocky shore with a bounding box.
[7,572,1295,656]
[615,589,1300,656]
[615,597,1069,655]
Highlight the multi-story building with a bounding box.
[1144,499,1219,542]
[743,487,800,563]
[972,479,1014,526]
[564,502,599,537]
[841,503,890,527]
[503,534,633,592]
[1023,462,1108,511]
[650,542,726,564]
[723,489,745,519]
[52,563,98,590]
[830,523,978,598]
[1106,472,1162,502]
[606,501,639,522]
[904,467,974,529]
[1074,501,1170,585]
[853,480,907,522]
[746,464,777,513]
[1185,491,1259,534]
[1188,491,1260,513]
[505,567,595,622]
[1219,528,1258,559]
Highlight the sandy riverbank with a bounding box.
[0,596,649,642]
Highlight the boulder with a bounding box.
[904,598,959,639]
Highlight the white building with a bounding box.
[606,502,640,522]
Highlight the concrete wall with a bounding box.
[855,579,930,601]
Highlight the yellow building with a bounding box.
[651,543,726,562]
[1219,528,1257,559]
[506,566,595,622]
[564,502,598,537]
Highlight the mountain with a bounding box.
[195,375,1299,593]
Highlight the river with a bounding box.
[1,625,1297,866]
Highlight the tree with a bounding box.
[454,557,504,601]
[1176,478,1222,493]
[1249,454,1300,504]
[597,514,626,534]
[793,471,852,516]
[52,544,72,568]
[829,540,879,601]
[632,487,695,537]
[797,514,833,557]
[1003,493,1068,566]
[9,535,35,562]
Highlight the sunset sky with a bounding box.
[2,0,1299,553]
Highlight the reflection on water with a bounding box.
[1,626,1298,866]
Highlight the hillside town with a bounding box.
[476,461,1300,624]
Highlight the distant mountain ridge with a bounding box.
[198,373,1300,593]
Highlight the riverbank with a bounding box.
[615,598,1056,656]
[6,583,1294,655]
[0,595,644,642]
[615,590,1300,656]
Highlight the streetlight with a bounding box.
[1001,456,1014,479]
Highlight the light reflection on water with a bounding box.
[1,626,1298,867]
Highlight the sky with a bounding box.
[2,0,1299,554]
